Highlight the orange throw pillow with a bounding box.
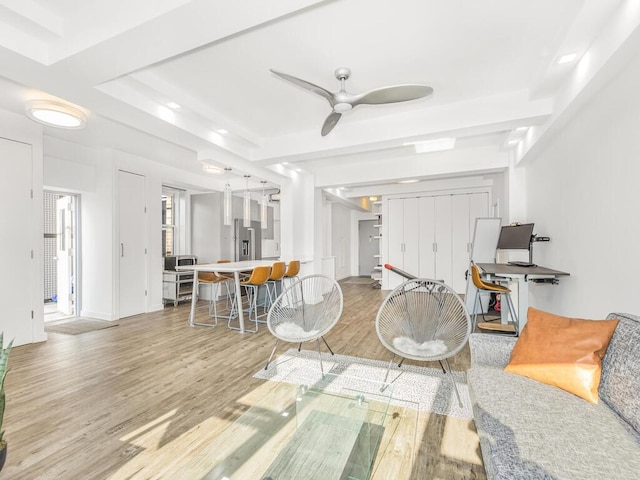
[504,308,619,403]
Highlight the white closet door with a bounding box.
[452,195,471,292]
[118,170,147,318]
[434,195,453,286]
[0,138,34,345]
[387,199,405,288]
[402,198,420,278]
[418,196,436,279]
[469,192,489,236]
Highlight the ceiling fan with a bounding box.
[270,67,433,136]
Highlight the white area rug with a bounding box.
[254,349,472,419]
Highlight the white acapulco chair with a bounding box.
[265,274,344,376]
[375,278,471,407]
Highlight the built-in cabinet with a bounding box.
[385,192,489,292]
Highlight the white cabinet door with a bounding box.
[118,170,147,318]
[434,196,453,286]
[402,198,420,278]
[469,193,489,239]
[418,196,436,279]
[452,195,471,292]
[387,198,406,288]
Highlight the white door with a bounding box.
[402,198,420,277]
[0,137,34,345]
[418,196,435,279]
[56,196,74,315]
[434,195,453,286]
[119,171,147,318]
[387,199,405,288]
[452,195,471,293]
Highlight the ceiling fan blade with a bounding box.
[321,111,342,136]
[270,69,333,104]
[354,85,433,106]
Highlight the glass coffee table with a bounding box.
[175,372,394,480]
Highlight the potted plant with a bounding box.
[0,333,13,472]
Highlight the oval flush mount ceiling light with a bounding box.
[25,100,87,129]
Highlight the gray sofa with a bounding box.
[467,312,640,479]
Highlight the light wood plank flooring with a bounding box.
[2,279,486,479]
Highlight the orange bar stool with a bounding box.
[470,263,518,335]
[283,260,300,288]
[194,271,228,327]
[228,265,271,333]
[266,261,286,309]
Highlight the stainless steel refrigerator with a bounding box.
[234,219,262,261]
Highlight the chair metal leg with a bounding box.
[398,357,405,368]
[438,359,446,373]
[265,338,280,370]
[444,358,463,408]
[298,342,302,352]
[504,293,519,336]
[383,353,396,385]
[316,338,324,377]
[191,282,218,328]
[321,336,334,356]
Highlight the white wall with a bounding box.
[43,136,219,320]
[524,49,640,318]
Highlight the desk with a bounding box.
[475,263,570,331]
[177,260,281,333]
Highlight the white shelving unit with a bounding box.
[372,201,383,284]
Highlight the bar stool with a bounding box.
[228,265,271,333]
[194,271,227,327]
[266,261,286,309]
[283,260,300,288]
[470,263,518,335]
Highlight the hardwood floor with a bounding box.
[3,279,486,479]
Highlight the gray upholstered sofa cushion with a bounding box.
[600,313,640,434]
[468,312,640,480]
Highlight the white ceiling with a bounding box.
[0,0,633,195]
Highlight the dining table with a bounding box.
[177,259,283,333]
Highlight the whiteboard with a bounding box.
[470,217,502,263]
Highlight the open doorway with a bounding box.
[44,191,79,322]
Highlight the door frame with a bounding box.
[44,190,81,319]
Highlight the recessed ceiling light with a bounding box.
[25,100,87,129]
[166,101,181,109]
[557,52,577,65]
[405,137,456,154]
[398,179,419,184]
[217,129,229,135]
[507,139,520,145]
[282,162,289,165]
[295,168,302,172]
[515,126,529,132]
[369,196,378,201]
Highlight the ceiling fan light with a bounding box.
[25,100,87,129]
[333,102,352,113]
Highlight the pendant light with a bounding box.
[223,167,232,226]
[243,175,251,227]
[260,181,268,229]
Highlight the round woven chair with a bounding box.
[375,278,471,406]
[265,274,343,376]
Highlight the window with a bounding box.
[162,188,179,256]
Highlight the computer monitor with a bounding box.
[496,223,534,250]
